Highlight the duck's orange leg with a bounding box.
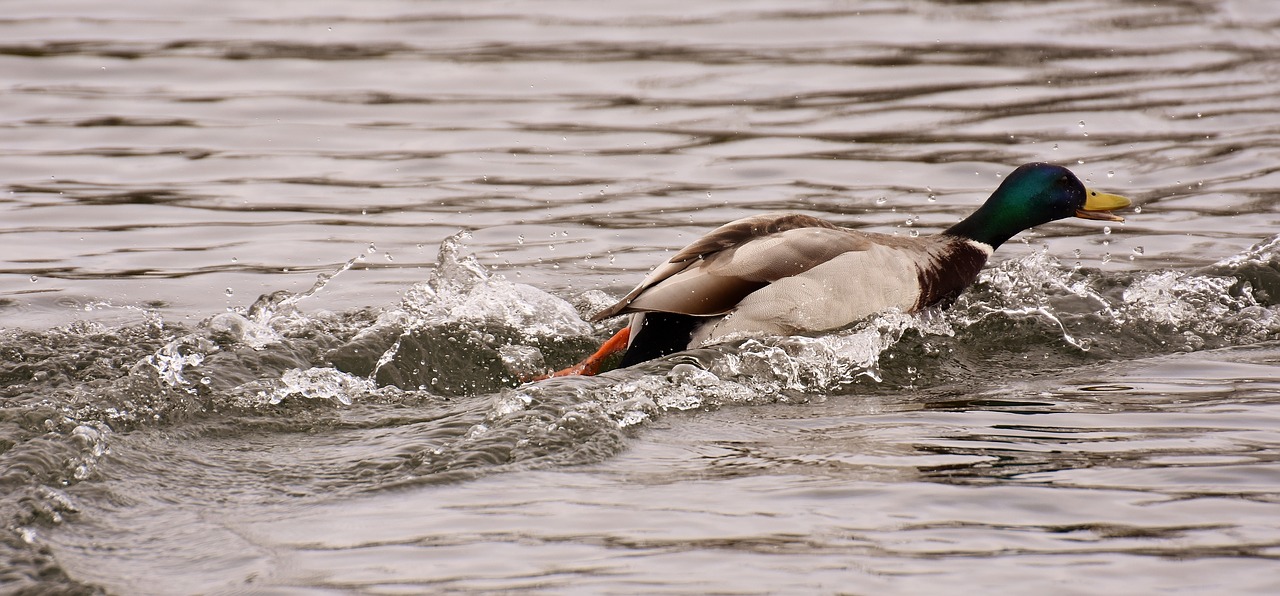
[537,326,631,379]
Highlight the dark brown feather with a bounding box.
[912,239,989,311]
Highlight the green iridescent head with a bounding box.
[944,163,1130,248]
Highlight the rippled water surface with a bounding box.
[4,0,1280,593]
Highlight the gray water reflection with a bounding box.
[4,0,1278,327]
[3,0,1280,593]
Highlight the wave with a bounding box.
[3,231,1280,588]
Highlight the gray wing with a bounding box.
[591,213,874,321]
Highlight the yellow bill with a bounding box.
[1075,189,1132,222]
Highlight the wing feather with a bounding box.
[591,213,873,321]
[668,212,839,263]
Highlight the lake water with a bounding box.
[4,0,1280,593]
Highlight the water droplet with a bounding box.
[875,197,887,205]
[1073,248,1082,258]
[1103,226,1112,235]
[384,253,394,262]
[224,288,234,296]
[29,275,37,283]
[909,229,919,237]
[367,243,377,253]
[1101,252,1112,263]
[1107,170,1115,178]
[1077,159,1084,165]
[230,256,238,263]
[1052,143,1059,150]
[517,235,525,245]
[1078,120,1086,127]
[1134,206,1143,214]
[927,194,936,202]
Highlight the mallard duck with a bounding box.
[552,163,1130,376]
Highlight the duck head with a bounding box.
[945,162,1132,249]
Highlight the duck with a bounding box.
[549,162,1131,377]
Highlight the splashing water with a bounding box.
[707,310,955,391]
[265,367,379,406]
[396,231,592,339]
[1122,272,1237,327]
[141,334,216,389]
[351,232,596,393]
[518,310,960,430]
[960,235,1280,355]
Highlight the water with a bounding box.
[4,0,1280,592]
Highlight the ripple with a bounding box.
[4,0,1280,592]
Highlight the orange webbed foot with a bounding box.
[527,326,630,381]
